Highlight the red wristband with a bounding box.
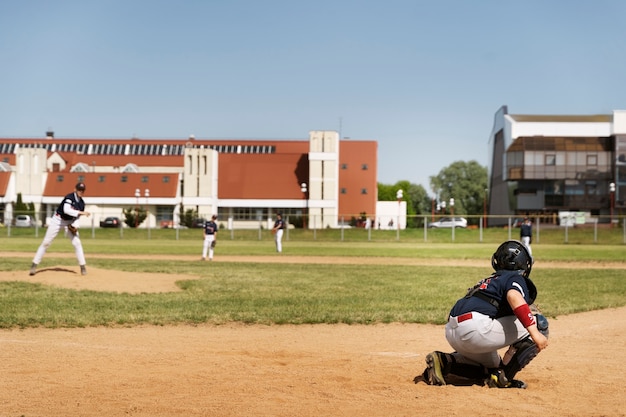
[514,304,536,328]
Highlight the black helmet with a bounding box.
[491,240,533,277]
[75,182,86,191]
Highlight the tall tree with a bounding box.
[429,160,488,221]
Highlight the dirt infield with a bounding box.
[1,256,625,416]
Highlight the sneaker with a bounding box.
[80,265,87,276]
[424,351,446,386]
[29,263,37,276]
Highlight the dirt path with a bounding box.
[0,253,624,416]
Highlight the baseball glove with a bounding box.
[210,240,216,249]
[67,224,78,235]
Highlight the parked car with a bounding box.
[100,217,121,228]
[15,214,34,227]
[428,217,468,228]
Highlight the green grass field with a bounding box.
[0,231,624,329]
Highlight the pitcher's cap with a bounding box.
[76,182,86,191]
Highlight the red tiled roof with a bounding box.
[0,172,10,198]
[219,153,307,199]
[43,173,179,198]
[59,153,183,168]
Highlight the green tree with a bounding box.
[429,160,488,223]
[180,206,199,228]
[123,207,147,228]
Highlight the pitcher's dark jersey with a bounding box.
[56,192,85,221]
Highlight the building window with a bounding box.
[77,175,85,183]
[587,155,597,165]
[361,164,368,170]
[361,188,367,194]
[98,176,105,183]
[141,176,149,183]
[545,154,556,166]
[56,175,64,182]
[121,176,128,183]
[162,176,170,183]
[341,188,347,194]
[341,163,348,169]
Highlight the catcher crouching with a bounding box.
[421,240,549,389]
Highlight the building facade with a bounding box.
[487,106,625,225]
[0,131,378,229]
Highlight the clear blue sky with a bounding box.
[2,0,625,194]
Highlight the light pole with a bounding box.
[396,189,403,232]
[441,200,446,215]
[300,182,307,230]
[449,197,455,218]
[609,182,616,228]
[145,188,150,236]
[449,197,455,242]
[483,188,488,228]
[134,188,140,228]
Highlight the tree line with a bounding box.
[378,160,488,227]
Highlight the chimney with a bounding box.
[46,130,54,139]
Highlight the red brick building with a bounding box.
[0,131,377,229]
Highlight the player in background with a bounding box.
[30,182,91,276]
[422,240,548,389]
[272,213,285,253]
[201,214,218,261]
[520,217,533,256]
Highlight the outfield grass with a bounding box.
[0,236,624,329]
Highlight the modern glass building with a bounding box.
[487,106,625,226]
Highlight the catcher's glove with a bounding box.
[67,224,78,235]
[210,240,216,249]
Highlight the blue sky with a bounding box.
[2,1,626,193]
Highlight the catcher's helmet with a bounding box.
[491,240,533,277]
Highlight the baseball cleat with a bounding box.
[29,263,37,276]
[485,370,526,389]
[80,265,87,276]
[424,351,446,386]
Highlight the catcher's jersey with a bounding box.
[55,192,85,221]
[204,220,217,235]
[449,270,535,319]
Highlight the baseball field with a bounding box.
[0,234,625,417]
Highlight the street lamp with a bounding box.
[483,188,488,228]
[449,198,455,222]
[396,189,403,231]
[134,188,140,228]
[449,197,455,242]
[300,182,307,230]
[609,182,616,228]
[441,200,446,214]
[144,189,150,233]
